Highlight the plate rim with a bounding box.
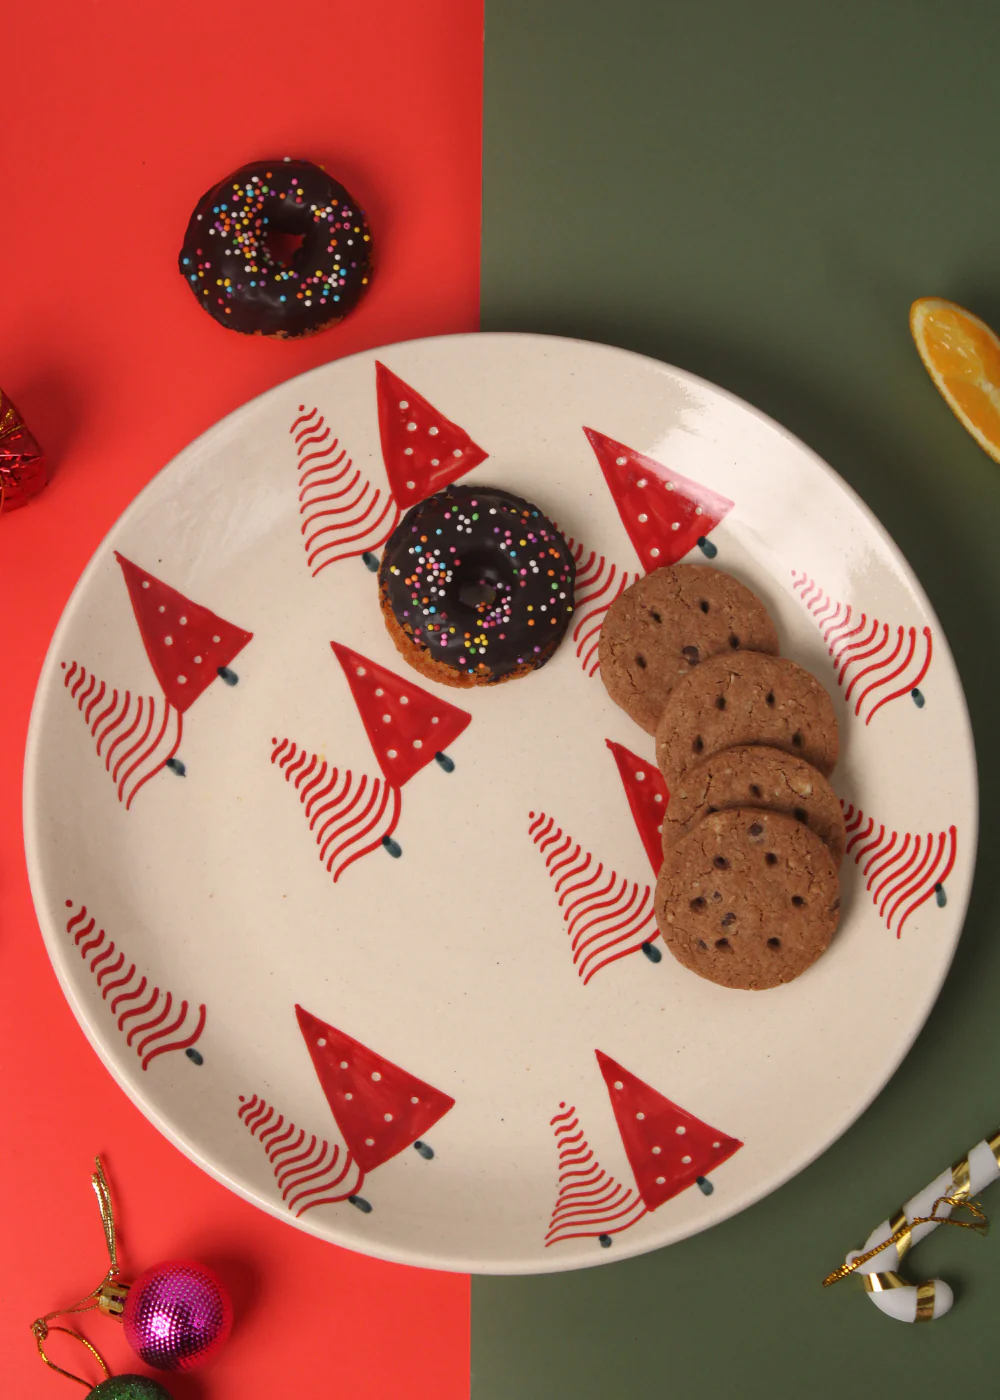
[23,329,979,1274]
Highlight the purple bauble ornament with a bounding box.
[122,1260,233,1371]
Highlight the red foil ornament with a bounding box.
[0,388,47,511]
[122,1260,233,1371]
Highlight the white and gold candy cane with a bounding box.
[822,1127,997,1321]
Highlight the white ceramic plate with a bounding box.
[25,333,976,1274]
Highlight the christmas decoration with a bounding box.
[824,1124,998,1322]
[123,1261,232,1371]
[296,1004,456,1179]
[595,1049,742,1208]
[840,802,957,937]
[0,387,47,512]
[376,360,488,508]
[605,739,669,874]
[791,570,933,721]
[583,426,732,570]
[29,1159,231,1393]
[529,809,659,982]
[115,553,254,712]
[545,1101,648,1248]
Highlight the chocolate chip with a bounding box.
[715,937,730,949]
[706,805,718,814]
[793,808,808,823]
[690,897,707,913]
[693,736,704,754]
[831,896,841,911]
[765,852,778,866]
[749,784,762,799]
[636,654,647,669]
[748,822,764,837]
[715,696,727,710]
[767,937,781,948]
[765,692,775,707]
[697,939,708,949]
[713,856,730,869]
[681,645,700,665]
[792,731,803,747]
[649,609,662,623]
[729,634,740,649]
[699,600,710,613]
[721,912,736,927]
[791,895,805,907]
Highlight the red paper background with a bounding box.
[1,2,481,1395]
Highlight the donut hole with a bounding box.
[263,228,307,268]
[458,578,499,611]
[767,937,781,948]
[689,897,707,913]
[765,852,778,866]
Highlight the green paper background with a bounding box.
[475,1,1000,1393]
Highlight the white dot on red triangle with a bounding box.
[656,1175,666,1185]
[387,748,397,759]
[636,770,645,780]
[413,739,423,749]
[614,1081,623,1090]
[636,1111,645,1120]
[431,458,440,466]
[429,426,439,435]
[406,480,416,489]
[194,655,203,664]
[650,547,661,557]
[406,422,417,432]
[356,667,366,676]
[638,513,648,523]
[399,696,409,705]
[158,605,166,613]
[398,400,408,409]
[652,1145,661,1154]
[453,449,462,457]
[340,1060,348,1068]
[180,616,187,625]
[713,1141,721,1148]
[142,580,150,588]
[404,447,414,456]
[375,688,384,696]
[164,636,173,646]
[384,1113,393,1122]
[177,675,187,684]
[431,716,439,723]
[382,714,391,723]
[212,634,220,643]
[615,456,626,466]
[695,506,703,515]
[317,1038,326,1046]
[371,1071,381,1081]
[411,1096,419,1104]
[682,1155,692,1164]
[637,478,647,488]
[345,1092,353,1100]
[654,794,663,803]
[365,1137,375,1146]
[675,1125,686,1134]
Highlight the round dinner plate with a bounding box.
[24,333,976,1274]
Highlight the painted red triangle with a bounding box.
[606,740,669,875]
[330,641,471,787]
[595,1050,742,1210]
[583,428,733,572]
[115,553,253,713]
[296,1005,455,1173]
[376,360,488,508]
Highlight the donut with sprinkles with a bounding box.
[178,158,373,337]
[379,485,577,687]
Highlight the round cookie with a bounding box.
[655,651,839,787]
[655,808,840,990]
[598,565,779,734]
[662,745,846,864]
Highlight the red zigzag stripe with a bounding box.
[271,737,402,882]
[62,662,183,809]
[291,406,400,576]
[238,1093,364,1217]
[565,537,640,679]
[791,572,933,724]
[841,803,957,937]
[545,1102,648,1247]
[529,811,658,983]
[64,901,205,1068]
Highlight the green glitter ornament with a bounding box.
[87,1379,173,1400]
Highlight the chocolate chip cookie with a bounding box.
[662,745,846,863]
[655,651,839,787]
[655,808,841,990]
[598,565,779,734]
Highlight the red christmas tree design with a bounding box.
[583,428,733,572]
[376,361,488,509]
[606,739,670,875]
[116,553,253,713]
[296,1005,455,1174]
[330,641,471,787]
[596,1050,742,1209]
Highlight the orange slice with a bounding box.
[910,297,1000,464]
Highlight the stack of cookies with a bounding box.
[600,565,843,991]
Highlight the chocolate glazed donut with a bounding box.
[178,158,373,336]
[379,485,577,687]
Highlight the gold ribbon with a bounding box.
[29,1158,128,1387]
[822,1192,987,1287]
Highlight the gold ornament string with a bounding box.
[29,1157,125,1387]
[822,1193,987,1287]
